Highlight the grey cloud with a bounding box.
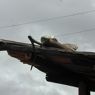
[0,65,67,95]
[0,52,68,95]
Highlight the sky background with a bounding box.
[0,0,95,95]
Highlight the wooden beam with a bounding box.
[79,81,90,95]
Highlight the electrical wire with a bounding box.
[56,27,95,37]
[0,9,95,29]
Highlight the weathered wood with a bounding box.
[79,81,90,95]
[0,39,95,55]
[1,39,95,92]
[0,39,34,52]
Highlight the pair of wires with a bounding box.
[56,27,95,37]
[0,9,95,36]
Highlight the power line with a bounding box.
[0,9,95,29]
[56,27,95,37]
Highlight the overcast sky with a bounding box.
[0,0,95,95]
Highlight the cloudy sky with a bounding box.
[0,0,95,95]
